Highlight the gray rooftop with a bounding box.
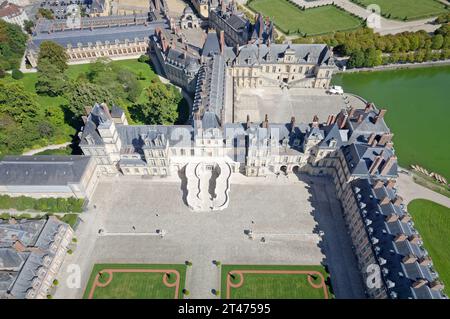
[0,156,93,186]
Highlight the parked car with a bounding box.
[327,85,344,95]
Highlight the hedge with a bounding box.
[0,195,84,213]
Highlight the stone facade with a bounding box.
[0,1,28,29]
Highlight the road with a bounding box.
[397,173,450,208]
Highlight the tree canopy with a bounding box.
[129,80,182,125]
[0,20,27,72]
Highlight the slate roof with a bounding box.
[351,179,446,299]
[224,43,333,66]
[0,156,93,186]
[0,220,46,248]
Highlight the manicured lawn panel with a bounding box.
[83,264,187,299]
[221,264,332,299]
[408,199,450,295]
[352,0,448,21]
[248,1,362,35]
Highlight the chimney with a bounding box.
[220,30,225,55]
[378,133,393,146]
[82,116,88,124]
[430,280,444,291]
[100,103,111,119]
[367,133,377,146]
[385,142,394,150]
[418,256,432,266]
[348,107,356,118]
[262,114,269,128]
[374,180,384,189]
[380,196,390,205]
[400,213,411,223]
[155,0,160,11]
[246,114,251,129]
[385,213,399,223]
[380,155,397,176]
[364,103,373,113]
[84,105,93,115]
[339,113,348,129]
[368,155,383,175]
[290,116,295,132]
[409,234,421,244]
[402,254,417,264]
[13,240,26,252]
[392,195,403,207]
[374,109,387,124]
[326,115,333,126]
[386,179,396,189]
[221,0,225,12]
[394,233,407,242]
[357,114,364,124]
[312,115,319,127]
[412,279,428,289]
[8,217,17,225]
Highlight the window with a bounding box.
[181,148,186,156]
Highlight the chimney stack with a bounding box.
[326,115,333,126]
[13,240,26,252]
[402,254,417,264]
[400,213,411,223]
[348,107,356,118]
[386,179,396,189]
[246,114,251,129]
[412,279,428,289]
[380,196,390,205]
[392,195,403,207]
[374,180,384,189]
[84,105,93,115]
[368,154,384,175]
[220,30,225,55]
[394,233,407,242]
[262,114,269,128]
[380,155,397,176]
[312,115,319,127]
[418,256,432,266]
[409,234,422,244]
[364,103,373,113]
[290,116,296,132]
[430,280,445,291]
[378,133,393,146]
[357,114,364,124]
[367,133,377,146]
[374,109,387,124]
[100,103,111,119]
[385,213,399,223]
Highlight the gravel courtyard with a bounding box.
[55,175,365,299]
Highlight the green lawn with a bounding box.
[408,200,450,295]
[221,265,332,299]
[83,264,187,299]
[247,1,363,36]
[352,0,448,20]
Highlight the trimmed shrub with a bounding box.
[11,69,23,79]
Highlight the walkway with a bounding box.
[397,173,450,208]
[22,142,71,156]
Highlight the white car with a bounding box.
[328,85,344,95]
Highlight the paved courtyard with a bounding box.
[232,87,366,123]
[55,175,365,299]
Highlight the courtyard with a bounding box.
[55,174,365,299]
[231,87,366,123]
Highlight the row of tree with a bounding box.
[292,24,450,68]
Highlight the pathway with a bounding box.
[397,173,450,208]
[22,142,71,156]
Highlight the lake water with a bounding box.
[332,66,450,179]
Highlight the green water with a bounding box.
[332,66,450,180]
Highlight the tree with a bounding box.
[0,81,39,123]
[38,41,68,73]
[432,34,444,50]
[11,68,23,79]
[37,8,54,20]
[129,80,181,125]
[65,80,116,118]
[0,20,27,70]
[35,59,68,96]
[23,20,34,35]
[347,50,365,68]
